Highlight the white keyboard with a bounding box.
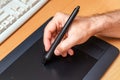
[0,0,48,44]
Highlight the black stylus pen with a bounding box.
[44,6,80,63]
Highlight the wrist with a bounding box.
[89,14,112,35]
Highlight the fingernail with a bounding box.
[45,47,48,51]
[54,49,60,56]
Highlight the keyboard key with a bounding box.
[29,0,39,7]
[20,0,29,4]
[7,15,16,24]
[32,0,39,6]
[0,0,10,8]
[0,10,4,15]
[0,12,9,23]
[0,25,5,34]
[1,20,10,29]
[17,7,26,15]
[11,5,20,11]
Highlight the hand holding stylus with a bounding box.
[44,6,120,58]
[44,6,80,62]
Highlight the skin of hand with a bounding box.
[44,10,120,57]
[44,12,104,57]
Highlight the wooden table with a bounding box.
[0,0,120,79]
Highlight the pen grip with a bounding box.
[45,6,80,61]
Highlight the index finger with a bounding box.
[43,12,69,51]
[43,20,57,51]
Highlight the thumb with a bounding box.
[54,38,75,56]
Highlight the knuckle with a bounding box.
[58,46,66,53]
[54,12,66,19]
[55,12,63,16]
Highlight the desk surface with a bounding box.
[0,0,120,80]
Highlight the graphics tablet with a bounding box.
[0,17,119,80]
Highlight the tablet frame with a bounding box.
[0,17,119,80]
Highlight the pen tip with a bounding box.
[42,57,47,65]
